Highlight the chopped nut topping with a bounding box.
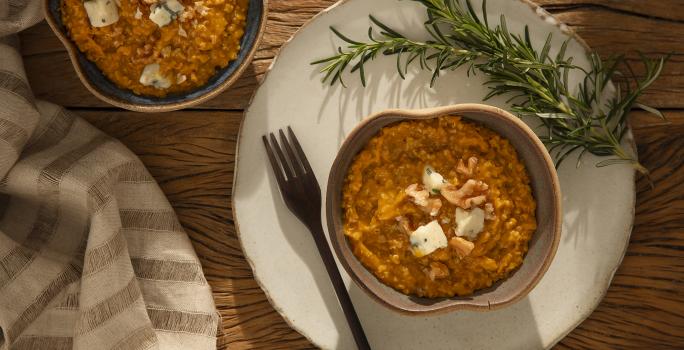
[136,43,153,57]
[449,237,475,258]
[395,216,411,235]
[427,261,450,281]
[484,202,495,220]
[430,247,450,261]
[180,8,195,22]
[405,183,443,216]
[457,156,478,177]
[176,73,187,84]
[405,183,429,207]
[425,198,442,216]
[440,179,489,209]
[194,1,210,16]
[160,46,172,57]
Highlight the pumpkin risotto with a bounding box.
[61,0,248,97]
[342,116,537,298]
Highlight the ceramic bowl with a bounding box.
[326,104,562,315]
[43,0,267,112]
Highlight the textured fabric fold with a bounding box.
[0,2,219,350]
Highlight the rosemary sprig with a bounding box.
[311,0,669,174]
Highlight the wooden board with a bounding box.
[19,1,684,348]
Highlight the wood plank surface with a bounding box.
[18,0,684,349]
[20,0,684,110]
[555,111,684,349]
[78,111,315,349]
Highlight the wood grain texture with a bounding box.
[18,0,684,349]
[20,0,684,109]
[19,0,336,110]
[555,111,684,350]
[78,110,316,349]
[535,1,684,109]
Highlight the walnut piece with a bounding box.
[440,179,489,209]
[449,237,475,258]
[427,261,450,281]
[179,8,195,22]
[194,1,210,16]
[425,198,442,216]
[457,156,478,178]
[484,202,495,220]
[405,183,429,207]
[405,183,443,216]
[395,216,411,235]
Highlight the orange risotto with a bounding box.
[61,0,248,97]
[342,116,537,298]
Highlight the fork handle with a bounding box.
[309,221,371,350]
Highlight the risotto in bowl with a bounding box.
[326,104,561,314]
[44,0,267,111]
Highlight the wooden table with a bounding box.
[19,0,683,348]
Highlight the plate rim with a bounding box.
[231,0,637,348]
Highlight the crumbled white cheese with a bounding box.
[149,0,184,28]
[455,207,485,239]
[164,0,184,14]
[139,63,171,89]
[410,220,447,257]
[149,6,172,27]
[178,26,187,37]
[83,0,119,28]
[422,166,446,194]
[176,73,187,84]
[134,6,142,19]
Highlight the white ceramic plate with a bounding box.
[233,0,636,348]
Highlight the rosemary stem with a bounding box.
[311,0,667,174]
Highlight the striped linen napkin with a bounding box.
[0,2,219,350]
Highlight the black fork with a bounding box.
[263,127,371,350]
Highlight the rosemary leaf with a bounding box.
[311,0,668,174]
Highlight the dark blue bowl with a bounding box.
[44,0,267,112]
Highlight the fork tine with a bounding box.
[262,135,287,186]
[269,133,294,180]
[287,127,314,175]
[279,129,304,178]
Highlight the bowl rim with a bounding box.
[42,0,269,113]
[325,103,562,315]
